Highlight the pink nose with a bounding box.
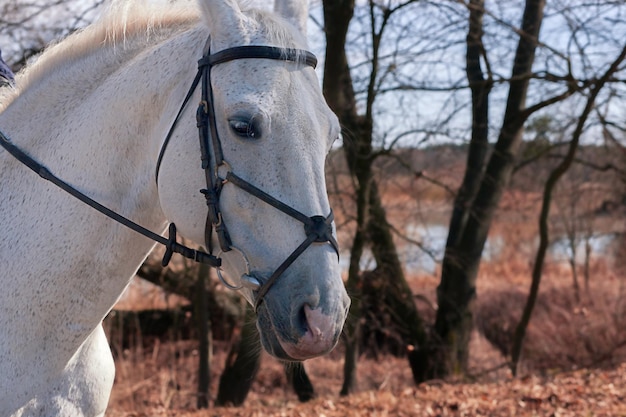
[278,305,338,360]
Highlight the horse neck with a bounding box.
[2,23,206,231]
[0,23,207,313]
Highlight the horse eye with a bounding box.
[228,118,260,139]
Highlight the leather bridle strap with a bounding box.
[155,69,203,184]
[195,44,322,255]
[225,170,339,311]
[0,130,221,268]
[226,171,338,257]
[193,44,338,310]
[205,45,317,68]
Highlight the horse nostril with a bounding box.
[277,303,340,360]
[301,304,327,340]
[296,304,310,335]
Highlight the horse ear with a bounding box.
[199,0,245,45]
[274,0,309,36]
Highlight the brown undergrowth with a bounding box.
[106,327,502,415]
[106,156,626,415]
[107,261,626,415]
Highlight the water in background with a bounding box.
[339,223,616,276]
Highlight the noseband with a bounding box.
[0,40,339,312]
[156,41,339,311]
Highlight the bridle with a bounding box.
[156,41,339,311]
[0,39,339,311]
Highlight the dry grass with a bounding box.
[106,341,410,412]
[107,237,626,415]
[106,303,626,416]
[106,327,505,415]
[475,265,626,373]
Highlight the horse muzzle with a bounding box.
[254,269,350,361]
[277,304,343,360]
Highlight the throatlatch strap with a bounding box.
[155,69,203,184]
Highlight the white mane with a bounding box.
[0,2,189,109]
[2,0,305,111]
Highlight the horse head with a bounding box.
[157,0,350,360]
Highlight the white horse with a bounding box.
[0,0,350,415]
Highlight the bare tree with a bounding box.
[322,0,438,391]
[511,43,626,376]
[321,0,626,380]
[0,0,104,70]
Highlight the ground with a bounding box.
[106,348,626,416]
[105,325,626,416]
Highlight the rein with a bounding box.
[0,41,338,311]
[0,129,220,268]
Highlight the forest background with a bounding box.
[2,0,626,415]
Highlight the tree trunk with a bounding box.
[339,170,369,396]
[340,318,361,395]
[431,0,546,378]
[584,236,591,295]
[215,305,261,406]
[323,0,429,388]
[368,181,429,383]
[323,0,366,396]
[568,253,581,303]
[195,262,212,408]
[446,0,492,252]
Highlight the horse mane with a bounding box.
[6,1,195,100]
[1,0,306,110]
